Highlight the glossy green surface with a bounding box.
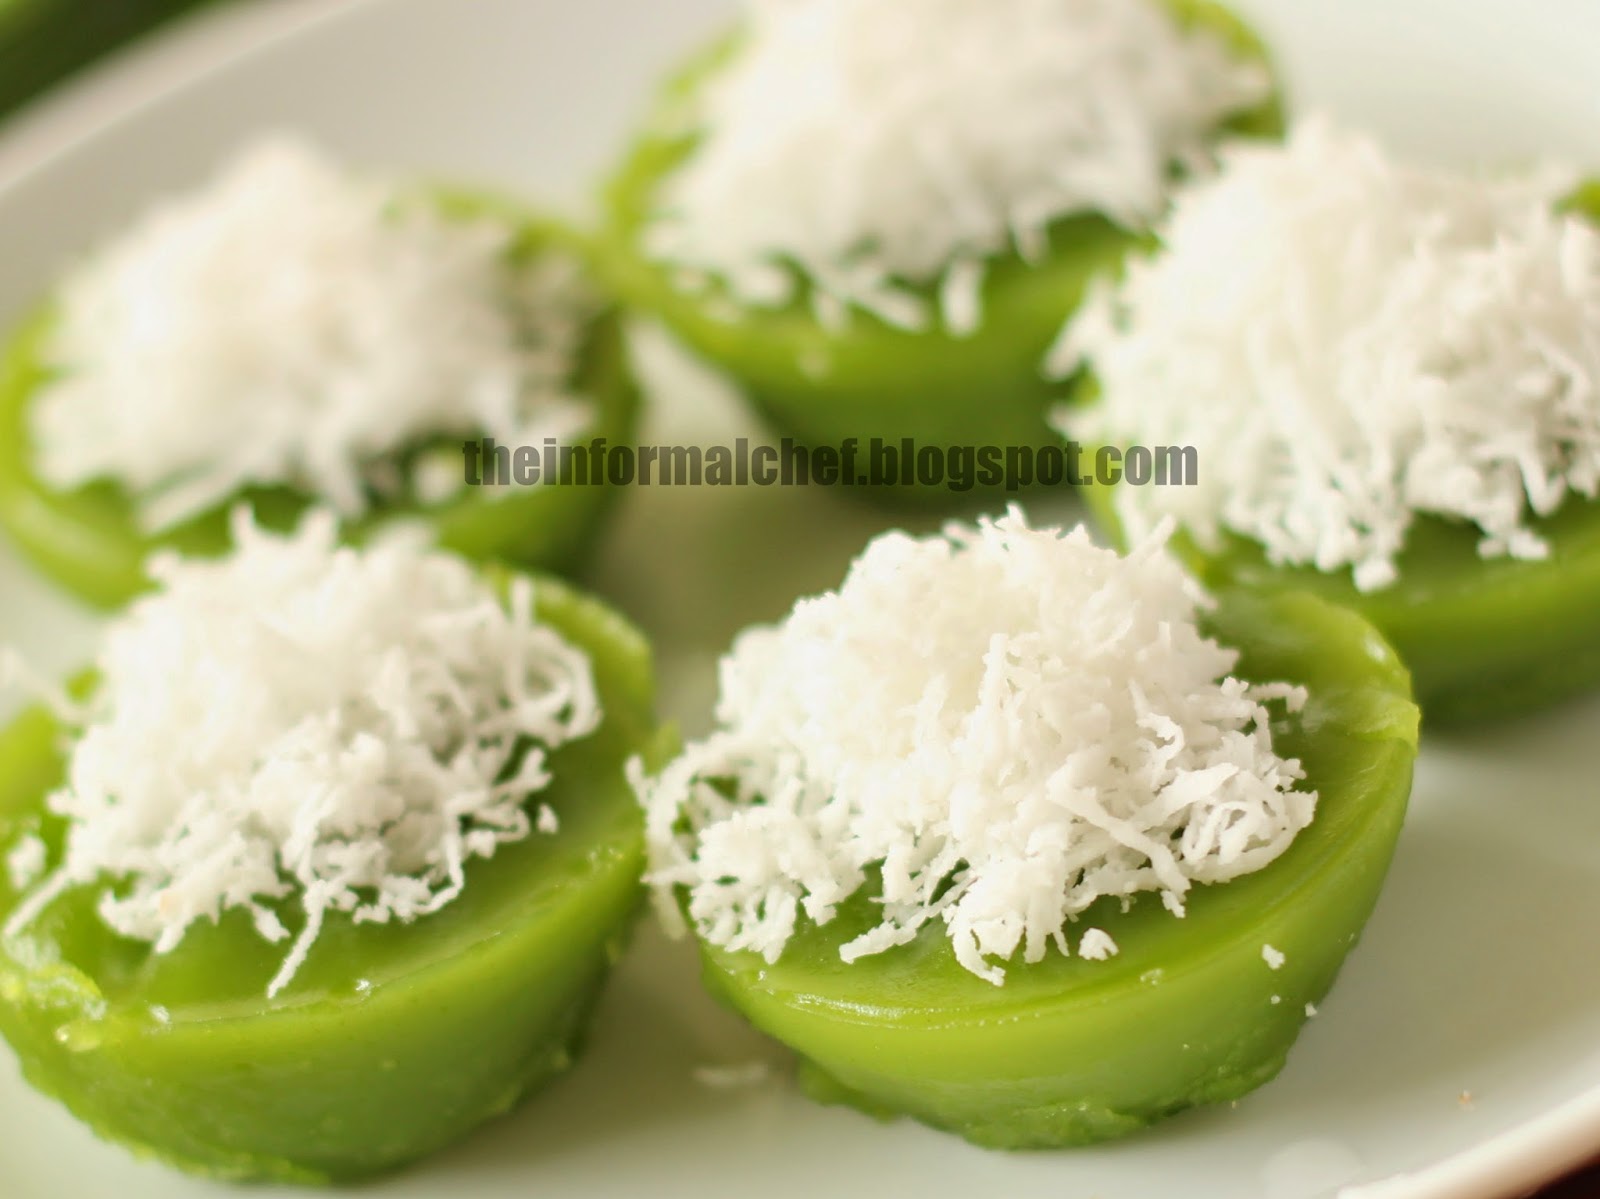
[695,589,1419,1148]
[597,0,1282,492]
[1082,188,1600,727]
[0,201,640,610]
[1103,489,1600,727]
[0,575,666,1183]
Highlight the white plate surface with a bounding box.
[0,2,1598,1196]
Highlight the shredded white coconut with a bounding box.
[3,511,600,998]
[635,508,1315,985]
[1263,943,1285,969]
[692,1061,773,1090]
[1055,117,1600,591]
[5,835,45,893]
[31,135,595,532]
[1078,928,1119,961]
[644,0,1270,331]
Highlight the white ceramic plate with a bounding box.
[1,1,1599,1196]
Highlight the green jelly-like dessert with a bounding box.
[1067,135,1600,727]
[694,588,1416,1146]
[637,513,1418,1148]
[0,562,663,1183]
[0,151,639,611]
[1088,485,1600,727]
[598,0,1282,485]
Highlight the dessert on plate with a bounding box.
[0,513,667,1182]
[633,510,1418,1146]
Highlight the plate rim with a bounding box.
[0,2,1595,1196]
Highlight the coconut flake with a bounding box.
[634,508,1314,985]
[692,1061,773,1089]
[1056,117,1600,591]
[5,835,45,892]
[31,135,596,532]
[3,511,600,998]
[645,0,1270,330]
[1079,928,1119,961]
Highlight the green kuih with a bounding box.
[0,202,639,611]
[598,0,1282,497]
[691,590,1417,1146]
[1087,483,1600,727]
[0,575,667,1184]
[1077,190,1600,728]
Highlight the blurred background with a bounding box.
[0,0,224,124]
